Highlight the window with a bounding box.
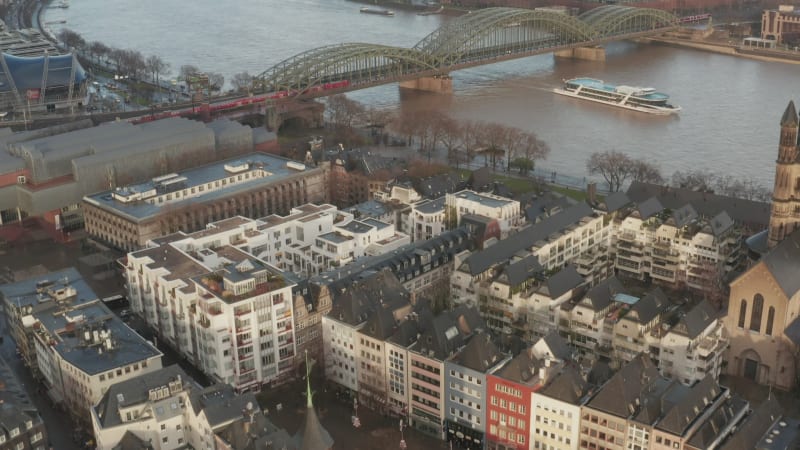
[766,306,775,336]
[750,294,764,332]
[738,300,747,328]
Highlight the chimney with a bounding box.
[587,182,597,204]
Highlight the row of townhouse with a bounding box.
[91,364,316,450]
[0,268,164,426]
[609,196,745,291]
[313,265,764,450]
[451,202,613,333]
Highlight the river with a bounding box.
[44,0,800,188]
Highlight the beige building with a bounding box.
[83,153,330,251]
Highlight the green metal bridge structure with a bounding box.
[257,5,679,98]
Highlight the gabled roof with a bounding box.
[672,204,698,228]
[464,203,594,276]
[503,255,542,286]
[603,191,631,213]
[543,265,585,299]
[327,269,410,326]
[761,229,800,299]
[671,299,717,340]
[781,100,798,127]
[686,395,748,450]
[540,331,572,361]
[720,396,783,450]
[112,430,153,450]
[637,197,664,220]
[538,365,589,405]
[494,347,541,385]
[785,316,800,346]
[654,375,722,435]
[453,331,504,373]
[626,288,669,325]
[626,181,770,229]
[581,276,626,311]
[710,211,735,236]
[524,191,577,222]
[586,353,660,418]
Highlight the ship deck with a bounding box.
[569,77,669,101]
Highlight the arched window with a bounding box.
[750,294,764,332]
[766,306,776,336]
[738,300,747,328]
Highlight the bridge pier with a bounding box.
[554,46,606,62]
[399,75,453,94]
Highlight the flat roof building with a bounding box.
[83,152,330,250]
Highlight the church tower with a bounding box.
[768,100,800,247]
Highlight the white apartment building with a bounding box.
[403,197,447,243]
[530,366,586,450]
[0,269,163,426]
[322,314,359,392]
[445,190,522,238]
[312,218,408,270]
[92,365,264,450]
[658,300,728,385]
[126,235,297,392]
[613,200,743,292]
[451,203,611,330]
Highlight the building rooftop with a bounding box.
[317,231,353,244]
[33,300,161,376]
[338,220,375,235]
[451,331,505,373]
[451,190,515,208]
[413,196,446,214]
[84,153,316,222]
[345,199,390,220]
[0,267,96,311]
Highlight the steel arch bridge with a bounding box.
[258,6,677,98]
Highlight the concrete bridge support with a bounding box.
[554,46,606,61]
[399,75,453,94]
[265,100,325,131]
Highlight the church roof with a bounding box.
[781,100,798,127]
[761,229,800,299]
[294,353,333,450]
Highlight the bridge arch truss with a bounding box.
[257,6,678,97]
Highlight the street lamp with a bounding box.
[352,398,361,428]
[399,418,407,449]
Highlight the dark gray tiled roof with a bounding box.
[626,181,770,229]
[503,255,542,287]
[672,204,698,228]
[327,269,410,326]
[416,306,485,360]
[294,402,333,450]
[785,316,800,346]
[524,191,577,223]
[637,197,664,220]
[538,365,589,405]
[95,365,190,428]
[761,229,800,299]
[580,276,626,312]
[671,300,717,340]
[603,191,631,213]
[112,430,153,450]
[719,396,783,450]
[586,354,660,418]
[654,376,722,436]
[544,265,585,299]
[464,203,595,276]
[626,288,669,325]
[493,348,541,385]
[710,211,735,236]
[453,331,505,373]
[541,331,571,361]
[686,395,748,450]
[190,385,260,429]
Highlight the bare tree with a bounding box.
[231,72,254,93]
[179,65,200,81]
[631,160,664,184]
[108,48,126,73]
[437,117,465,169]
[326,94,365,131]
[586,150,635,192]
[88,41,110,63]
[145,55,170,90]
[460,120,483,166]
[671,169,716,192]
[521,132,550,165]
[477,122,507,170]
[207,72,225,94]
[57,28,85,50]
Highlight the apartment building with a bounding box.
[0,355,47,450]
[444,331,509,450]
[446,190,522,238]
[559,276,627,357]
[609,288,670,363]
[126,240,297,391]
[322,270,411,395]
[92,365,281,450]
[405,197,447,243]
[658,299,728,385]
[83,153,330,251]
[486,333,570,450]
[531,365,594,450]
[613,199,744,292]
[451,203,611,331]
[406,305,485,439]
[0,268,163,425]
